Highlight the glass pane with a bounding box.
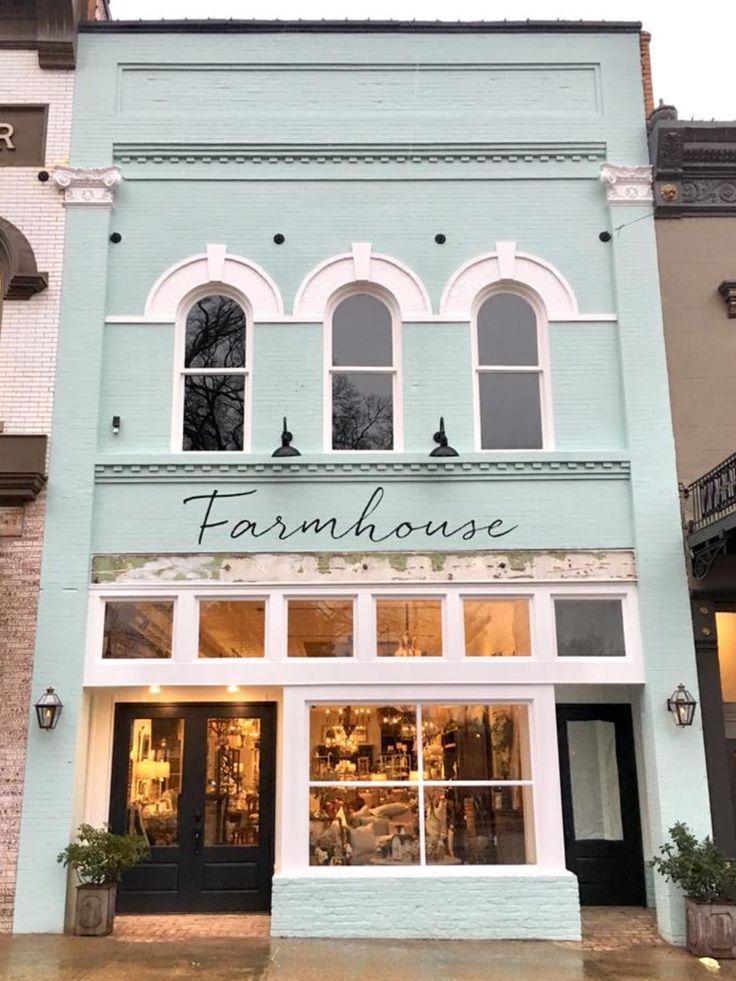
[463,598,531,657]
[422,705,531,781]
[567,720,623,841]
[127,717,184,846]
[199,600,265,658]
[555,599,626,657]
[185,295,246,368]
[183,374,245,451]
[332,294,392,367]
[477,294,538,366]
[205,717,261,846]
[103,601,173,659]
[715,613,736,700]
[424,786,533,865]
[479,372,543,449]
[309,704,418,781]
[288,600,353,658]
[332,372,393,450]
[376,599,442,657]
[309,786,419,866]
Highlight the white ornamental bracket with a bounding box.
[600,163,653,205]
[52,166,121,207]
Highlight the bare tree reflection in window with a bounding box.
[182,294,246,451]
[332,372,393,450]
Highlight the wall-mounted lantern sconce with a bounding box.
[35,686,63,731]
[272,417,300,457]
[111,415,121,435]
[429,417,458,457]
[667,683,697,728]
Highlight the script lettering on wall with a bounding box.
[183,485,518,548]
[0,106,47,167]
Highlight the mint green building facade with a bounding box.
[12,21,708,942]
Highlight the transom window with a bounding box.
[475,293,546,450]
[308,702,535,866]
[329,293,396,451]
[181,294,248,451]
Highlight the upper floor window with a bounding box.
[475,293,547,450]
[329,293,397,451]
[181,294,248,451]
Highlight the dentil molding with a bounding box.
[600,163,653,204]
[53,166,122,207]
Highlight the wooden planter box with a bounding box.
[687,899,736,958]
[74,883,117,937]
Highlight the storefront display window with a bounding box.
[463,598,531,657]
[198,600,265,658]
[287,599,354,657]
[308,703,534,866]
[554,598,626,657]
[102,600,173,659]
[376,599,442,657]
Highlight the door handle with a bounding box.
[193,826,203,855]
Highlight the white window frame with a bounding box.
[470,285,554,452]
[84,583,643,687]
[280,684,566,874]
[171,285,254,453]
[324,285,403,452]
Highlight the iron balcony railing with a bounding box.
[687,451,736,533]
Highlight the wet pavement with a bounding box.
[2,933,736,981]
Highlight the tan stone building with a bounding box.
[0,0,109,934]
[650,107,736,854]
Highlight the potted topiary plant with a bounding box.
[651,821,736,958]
[57,824,149,936]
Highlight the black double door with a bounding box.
[557,704,645,906]
[110,703,275,913]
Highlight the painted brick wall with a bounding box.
[0,49,73,933]
[0,50,73,435]
[271,872,581,939]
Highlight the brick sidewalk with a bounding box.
[111,906,663,948]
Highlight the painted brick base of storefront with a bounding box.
[0,495,45,933]
[270,872,581,940]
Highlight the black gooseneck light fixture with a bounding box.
[272,417,301,457]
[429,417,458,457]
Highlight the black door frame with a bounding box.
[110,701,276,914]
[557,703,645,906]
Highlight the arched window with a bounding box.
[474,292,548,449]
[180,293,248,451]
[329,292,397,451]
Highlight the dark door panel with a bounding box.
[110,702,275,913]
[557,704,645,906]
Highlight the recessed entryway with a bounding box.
[109,703,276,914]
[556,704,645,906]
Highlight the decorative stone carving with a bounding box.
[53,166,121,207]
[600,163,653,204]
[682,180,736,205]
[719,281,736,319]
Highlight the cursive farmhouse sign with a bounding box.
[183,486,518,548]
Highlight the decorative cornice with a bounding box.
[600,163,653,205]
[114,142,607,168]
[53,166,121,207]
[94,458,631,484]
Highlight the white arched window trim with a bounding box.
[470,283,555,452]
[323,282,404,453]
[171,284,254,453]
